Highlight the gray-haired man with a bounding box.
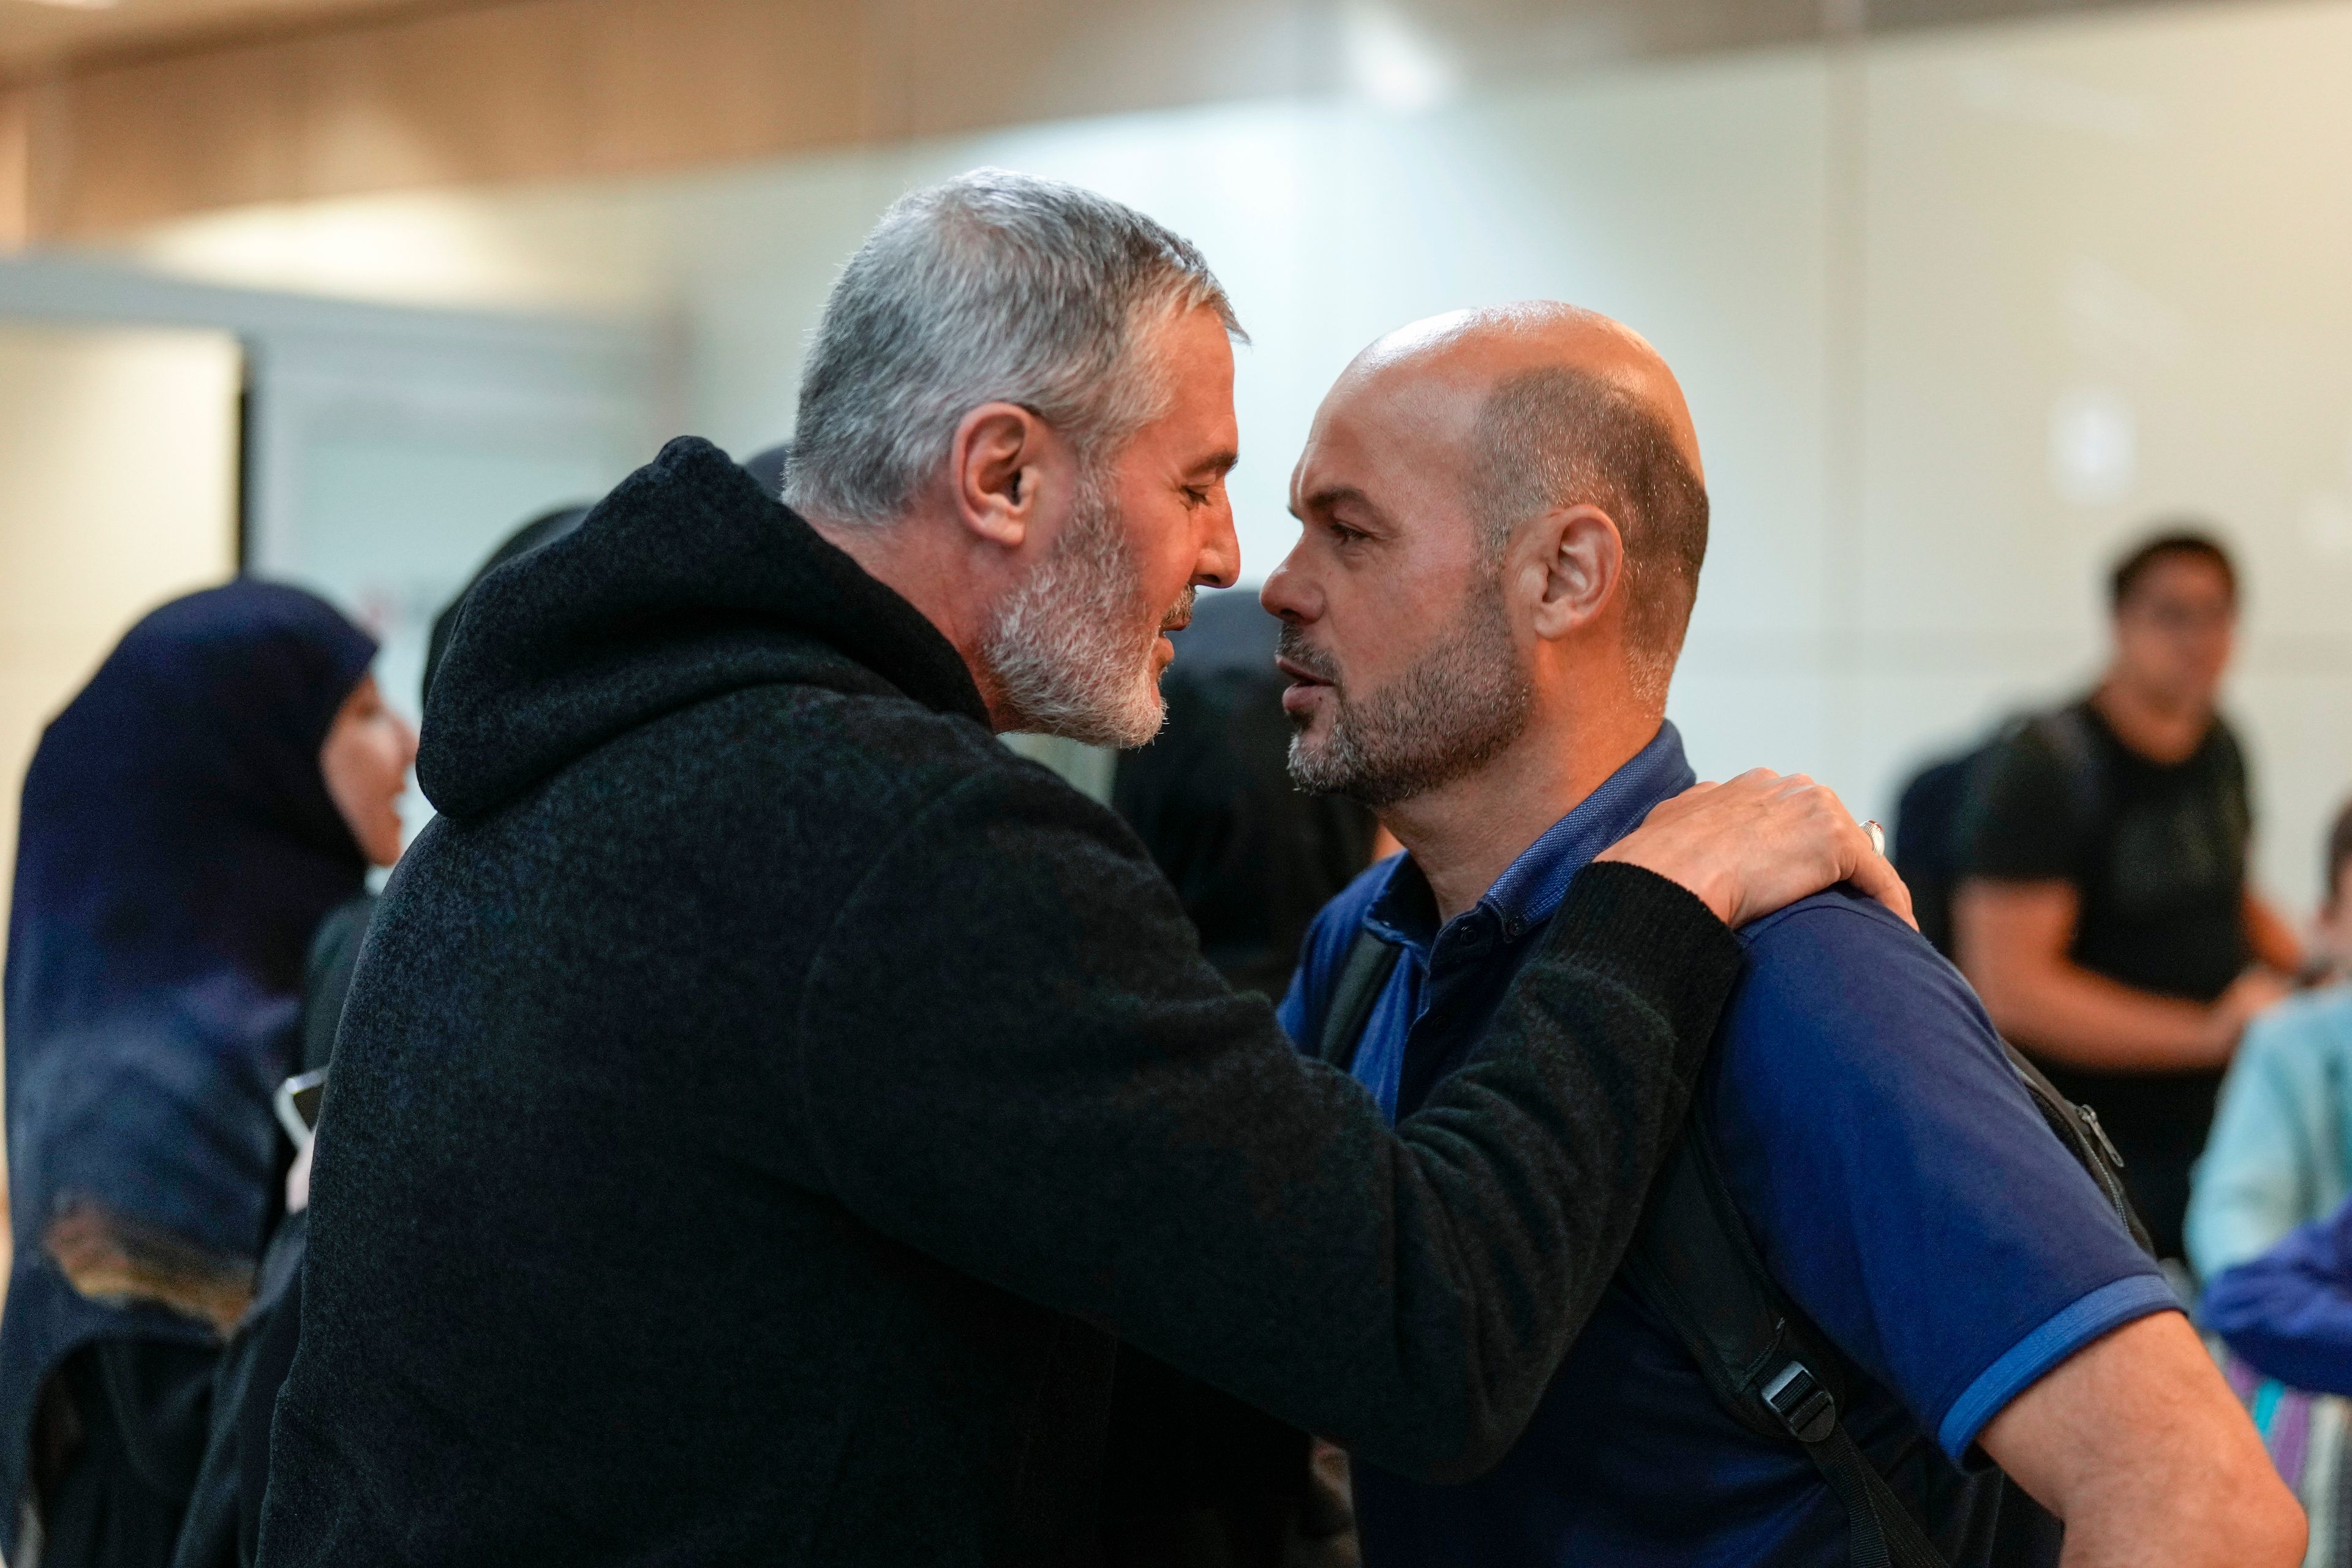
[255,172,1898,1567]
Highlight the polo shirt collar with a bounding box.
[1365,722,1697,952]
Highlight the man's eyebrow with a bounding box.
[1188,448,1240,479]
[1297,484,1384,523]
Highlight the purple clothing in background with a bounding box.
[2209,1197,2352,1398]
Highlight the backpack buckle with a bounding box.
[1762,1360,1838,1444]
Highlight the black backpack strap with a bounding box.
[1623,1131,1951,1568]
[2000,1041,2157,1257]
[1317,929,1401,1074]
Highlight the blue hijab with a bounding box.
[0,580,375,1534]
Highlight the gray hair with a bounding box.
[785,169,1244,526]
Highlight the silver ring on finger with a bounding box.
[1861,820,1887,858]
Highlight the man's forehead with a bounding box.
[1294,366,1477,502]
[1150,302,1240,423]
[2133,556,2234,601]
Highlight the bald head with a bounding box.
[1335,303,1710,701]
[1345,304,1703,476]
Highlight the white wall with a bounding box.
[0,325,243,947]
[0,255,669,845]
[248,317,659,739]
[110,0,2352,905]
[1856,2,2352,910]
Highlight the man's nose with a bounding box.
[1260,545,1313,623]
[1194,502,1241,590]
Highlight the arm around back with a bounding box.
[790,763,1741,1482]
[1978,1311,2304,1568]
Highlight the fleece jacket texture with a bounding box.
[252,437,1745,1568]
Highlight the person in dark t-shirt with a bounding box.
[1956,530,2304,1263]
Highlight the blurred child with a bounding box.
[2188,800,2352,1281]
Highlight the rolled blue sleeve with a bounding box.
[1936,1275,2183,1454]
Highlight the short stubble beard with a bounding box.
[1283,574,1532,808]
[980,471,1193,749]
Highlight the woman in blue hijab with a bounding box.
[1,581,413,1567]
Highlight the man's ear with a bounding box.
[1526,503,1626,642]
[951,402,1049,549]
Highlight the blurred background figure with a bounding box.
[168,502,589,1568]
[2198,1187,2352,1547]
[1950,529,2301,1264]
[2187,799,2352,1283]
[162,890,369,1568]
[1114,589,1378,1000]
[0,582,411,1568]
[2207,1192,2352,1398]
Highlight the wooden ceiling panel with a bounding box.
[0,0,450,74]
[884,0,1322,141]
[0,0,2277,241]
[29,39,300,232]
[296,0,592,191]
[582,0,873,172]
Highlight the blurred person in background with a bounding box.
[2187,799,2352,1283]
[0,582,413,1568]
[254,170,1896,1568]
[1271,306,2296,1567]
[1954,530,2302,1263]
[2199,1188,2352,1561]
[172,503,584,1568]
[164,899,368,1568]
[2204,1191,2352,1412]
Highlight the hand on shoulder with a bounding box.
[1596,769,1913,932]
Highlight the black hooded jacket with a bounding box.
[254,438,1743,1567]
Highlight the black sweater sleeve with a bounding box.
[792,765,1741,1483]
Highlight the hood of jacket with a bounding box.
[418,437,989,821]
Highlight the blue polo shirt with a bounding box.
[1276,723,2176,1567]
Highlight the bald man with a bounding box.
[1267,306,2299,1567]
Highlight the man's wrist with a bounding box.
[1590,845,1733,926]
[1545,862,1744,1066]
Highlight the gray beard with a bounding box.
[980,478,1182,750]
[1283,581,1531,808]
